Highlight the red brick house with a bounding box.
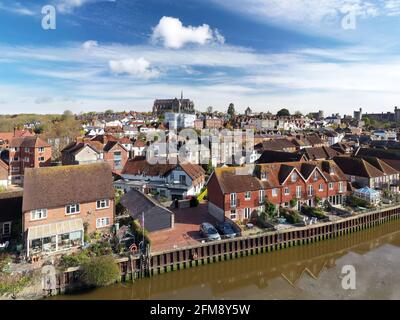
[22,163,115,257]
[9,136,52,185]
[62,135,129,175]
[207,160,348,222]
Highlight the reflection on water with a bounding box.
[53,220,400,300]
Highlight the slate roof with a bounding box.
[22,163,114,212]
[302,146,341,160]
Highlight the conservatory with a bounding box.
[354,187,381,205]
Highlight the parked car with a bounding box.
[200,222,221,241]
[216,222,237,239]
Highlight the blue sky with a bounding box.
[1,0,400,114]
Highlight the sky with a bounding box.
[1,0,400,115]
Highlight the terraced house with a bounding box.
[207,160,348,222]
[22,163,115,257]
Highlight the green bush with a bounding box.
[80,256,120,287]
[280,208,302,224]
[131,220,151,247]
[0,273,31,297]
[60,251,90,269]
[0,253,11,273]
[301,205,327,219]
[346,195,372,208]
[289,199,297,208]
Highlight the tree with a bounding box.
[227,103,235,119]
[277,108,290,117]
[206,106,213,115]
[61,110,74,121]
[80,256,120,287]
[294,111,303,117]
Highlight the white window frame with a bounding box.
[319,184,324,192]
[328,182,334,190]
[272,188,278,197]
[38,147,45,152]
[96,199,110,210]
[261,172,267,181]
[291,173,297,182]
[12,167,19,173]
[244,208,251,219]
[24,147,30,153]
[313,171,318,181]
[259,190,265,203]
[2,222,11,235]
[230,209,237,220]
[245,191,251,200]
[13,156,19,161]
[38,156,45,162]
[31,209,48,221]
[308,185,314,196]
[230,193,237,207]
[296,186,302,198]
[96,217,110,228]
[339,181,344,193]
[66,203,80,215]
[24,157,30,162]
[284,187,290,195]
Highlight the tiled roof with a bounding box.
[213,160,346,194]
[122,157,205,180]
[22,163,114,212]
[333,156,386,178]
[9,136,50,148]
[302,146,340,160]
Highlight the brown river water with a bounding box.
[52,220,400,300]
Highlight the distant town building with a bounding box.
[153,93,195,115]
[164,112,196,130]
[353,108,363,121]
[364,106,400,122]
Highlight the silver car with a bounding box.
[200,222,221,241]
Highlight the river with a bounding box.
[52,220,400,300]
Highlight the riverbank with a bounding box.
[3,204,400,300]
[49,218,400,300]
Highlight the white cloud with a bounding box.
[210,0,400,26]
[56,0,115,13]
[82,40,98,50]
[151,16,225,49]
[108,57,160,79]
[0,2,35,16]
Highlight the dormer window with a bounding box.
[261,172,268,181]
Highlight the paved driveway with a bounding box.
[149,201,219,253]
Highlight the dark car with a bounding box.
[216,222,237,239]
[200,222,221,241]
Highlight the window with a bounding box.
[230,193,237,207]
[259,190,265,203]
[230,210,237,220]
[96,217,110,228]
[261,172,268,180]
[339,182,344,193]
[66,204,80,215]
[38,147,45,152]
[296,186,302,198]
[319,184,324,191]
[31,209,47,221]
[272,188,278,197]
[179,175,186,185]
[328,182,334,190]
[24,147,30,152]
[291,172,297,182]
[12,167,19,173]
[244,208,251,219]
[13,156,19,161]
[38,157,45,162]
[308,185,314,196]
[2,222,11,235]
[24,157,29,162]
[313,171,318,181]
[284,187,290,195]
[245,191,251,200]
[96,199,109,209]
